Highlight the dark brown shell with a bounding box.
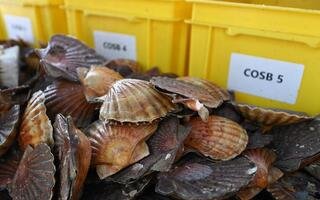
[267,172,318,200]
[150,76,230,108]
[305,160,320,181]
[36,34,106,81]
[235,103,312,127]
[0,45,19,88]
[87,121,158,179]
[105,59,139,76]
[0,105,20,156]
[247,130,273,149]
[110,117,191,184]
[100,79,175,123]
[185,115,248,160]
[244,148,277,188]
[0,85,30,105]
[156,156,256,200]
[19,91,53,150]
[77,66,123,102]
[270,118,320,172]
[44,80,99,128]
[9,143,55,200]
[53,114,92,200]
[0,150,21,188]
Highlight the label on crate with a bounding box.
[227,53,304,104]
[4,15,34,44]
[94,31,137,60]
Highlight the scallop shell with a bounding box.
[0,45,19,88]
[100,79,175,123]
[0,85,30,105]
[53,114,92,200]
[110,117,191,184]
[150,77,230,121]
[244,148,277,188]
[77,66,123,102]
[87,121,158,179]
[156,156,256,200]
[9,143,55,200]
[267,172,317,200]
[0,105,20,156]
[235,103,312,127]
[185,115,248,160]
[270,118,320,172]
[105,59,139,77]
[237,167,283,200]
[305,160,320,181]
[44,80,99,128]
[247,130,273,149]
[19,91,53,150]
[36,34,106,81]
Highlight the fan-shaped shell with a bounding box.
[77,66,123,102]
[0,105,20,156]
[100,79,175,123]
[9,143,55,200]
[110,117,191,184]
[87,121,158,179]
[36,34,106,81]
[19,91,53,150]
[270,118,320,172]
[150,76,230,108]
[44,80,99,128]
[235,103,312,127]
[185,115,248,160]
[244,148,277,188]
[0,45,19,88]
[53,114,92,200]
[156,156,256,200]
[0,150,20,188]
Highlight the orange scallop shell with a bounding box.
[244,148,277,188]
[77,66,123,102]
[53,114,92,200]
[9,143,55,200]
[87,121,158,179]
[185,115,248,160]
[235,103,312,127]
[44,80,99,127]
[0,105,20,156]
[19,91,53,150]
[99,79,175,123]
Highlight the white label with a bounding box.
[4,15,34,44]
[94,31,136,60]
[227,53,304,104]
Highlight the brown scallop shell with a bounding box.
[100,79,175,123]
[87,121,158,179]
[270,118,320,172]
[244,148,277,188]
[156,156,256,200]
[234,103,312,127]
[19,91,53,150]
[44,80,99,128]
[77,66,123,102]
[110,117,191,184]
[150,77,230,121]
[0,105,20,156]
[305,160,320,181]
[105,59,139,76]
[185,115,248,160]
[53,114,92,200]
[0,85,30,105]
[36,34,106,81]
[237,167,283,200]
[9,143,55,200]
[0,150,21,188]
[0,45,19,88]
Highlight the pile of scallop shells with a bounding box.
[0,35,319,200]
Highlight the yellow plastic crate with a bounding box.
[64,0,191,76]
[188,0,320,115]
[0,0,67,45]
